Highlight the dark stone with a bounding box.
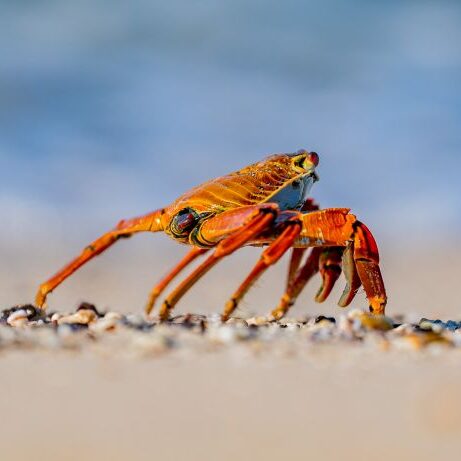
[314,315,336,324]
[77,302,103,317]
[0,304,45,323]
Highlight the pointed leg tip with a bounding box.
[144,301,155,317]
[144,310,154,321]
[145,290,162,315]
[337,289,356,308]
[269,308,285,321]
[221,298,238,322]
[270,295,293,320]
[158,313,170,323]
[158,301,172,322]
[315,290,328,303]
[266,314,278,322]
[35,289,48,310]
[221,314,230,322]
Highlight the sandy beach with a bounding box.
[1,304,461,461]
[2,241,461,460]
[2,350,461,461]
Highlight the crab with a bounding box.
[35,150,387,321]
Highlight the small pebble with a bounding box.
[353,312,394,331]
[246,316,269,327]
[89,317,119,333]
[123,314,153,331]
[77,302,102,316]
[7,310,30,327]
[403,331,452,350]
[57,309,97,326]
[224,317,248,328]
[445,321,461,331]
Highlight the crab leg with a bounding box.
[271,247,344,320]
[145,247,209,316]
[337,243,361,307]
[314,247,344,302]
[35,209,166,308]
[271,247,322,320]
[286,248,307,287]
[158,204,279,321]
[222,215,302,321]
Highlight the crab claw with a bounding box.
[352,222,387,314]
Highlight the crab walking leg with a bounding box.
[35,209,166,308]
[279,247,344,318]
[158,205,279,321]
[271,248,322,320]
[145,247,209,316]
[271,246,344,321]
[222,218,302,321]
[286,248,308,287]
[314,247,343,302]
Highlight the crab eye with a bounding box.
[170,208,198,237]
[293,155,306,169]
[293,151,319,171]
[306,152,319,167]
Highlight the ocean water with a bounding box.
[1,0,460,239]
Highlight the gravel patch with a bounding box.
[1,303,461,357]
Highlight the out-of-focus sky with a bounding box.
[1,0,460,314]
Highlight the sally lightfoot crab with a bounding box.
[35,150,387,321]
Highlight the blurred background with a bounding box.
[1,0,460,317]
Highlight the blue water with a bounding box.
[1,0,460,243]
